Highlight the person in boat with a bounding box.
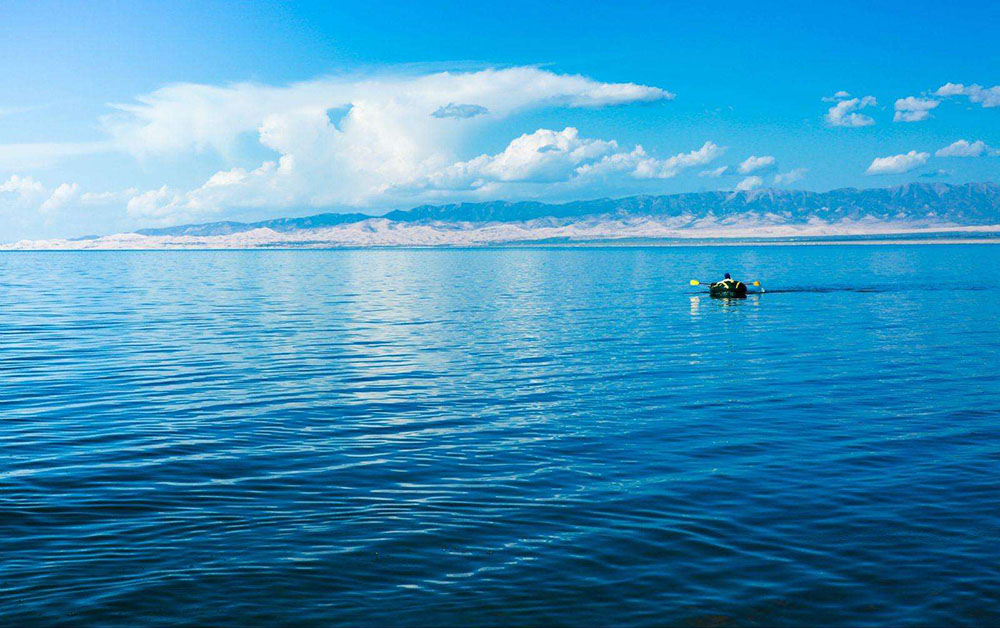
[711,273,748,297]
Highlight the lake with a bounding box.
[2,245,999,626]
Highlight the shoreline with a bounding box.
[3,237,1000,251]
[5,223,1000,251]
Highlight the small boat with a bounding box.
[709,280,748,298]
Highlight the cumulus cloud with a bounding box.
[101,67,675,220]
[0,175,99,227]
[630,141,724,179]
[423,127,618,189]
[431,103,489,119]
[825,96,877,127]
[821,90,852,102]
[773,168,808,185]
[576,140,725,180]
[125,159,302,223]
[0,175,47,237]
[146,127,725,220]
[893,96,939,122]
[126,186,185,220]
[698,165,730,178]
[935,139,996,157]
[0,174,45,198]
[738,155,776,174]
[935,82,1000,108]
[39,182,81,213]
[103,67,673,158]
[864,151,929,175]
[735,175,763,191]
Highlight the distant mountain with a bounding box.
[135,212,372,237]
[7,182,999,250]
[133,182,1000,238]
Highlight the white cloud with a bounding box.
[864,151,929,175]
[0,174,45,198]
[698,166,729,178]
[935,82,1000,108]
[773,168,808,185]
[576,140,725,180]
[935,139,996,158]
[825,96,877,127]
[893,96,939,122]
[0,175,94,230]
[424,127,618,189]
[102,67,674,220]
[1,175,120,220]
[821,90,852,102]
[39,182,80,213]
[632,141,725,179]
[146,129,725,220]
[126,186,185,220]
[735,175,763,191]
[103,67,672,158]
[738,155,776,174]
[0,175,46,236]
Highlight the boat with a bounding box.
[709,280,748,298]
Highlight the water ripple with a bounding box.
[2,246,999,626]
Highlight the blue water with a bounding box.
[2,245,999,626]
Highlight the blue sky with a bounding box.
[1,0,997,240]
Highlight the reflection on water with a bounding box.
[2,245,1000,627]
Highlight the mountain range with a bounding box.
[135,182,1000,238]
[7,182,1000,249]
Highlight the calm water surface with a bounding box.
[2,245,999,626]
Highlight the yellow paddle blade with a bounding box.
[752,281,760,286]
[690,279,700,286]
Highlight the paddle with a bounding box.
[690,279,764,292]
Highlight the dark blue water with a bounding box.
[3,246,999,626]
